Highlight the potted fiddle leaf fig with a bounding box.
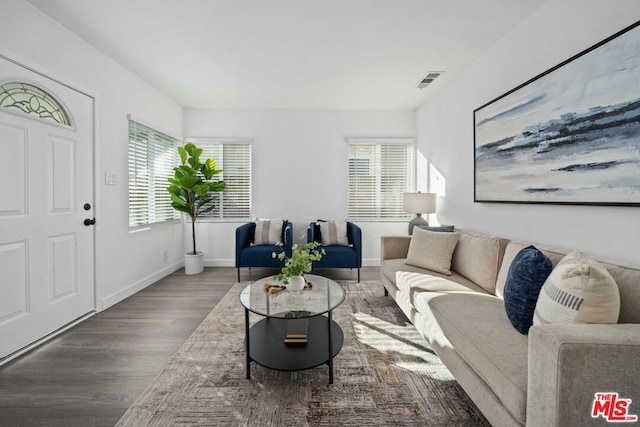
[167,143,225,274]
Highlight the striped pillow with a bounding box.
[533,251,620,325]
[253,219,283,245]
[318,221,349,246]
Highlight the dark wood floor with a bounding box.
[0,266,379,427]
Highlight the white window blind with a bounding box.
[197,141,251,219]
[128,120,179,227]
[348,139,414,219]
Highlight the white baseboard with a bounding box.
[101,261,183,310]
[205,258,234,267]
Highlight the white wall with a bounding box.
[184,109,415,266]
[1,0,185,309]
[416,0,640,267]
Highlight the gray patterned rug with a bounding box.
[116,281,489,426]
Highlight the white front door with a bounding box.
[0,56,95,360]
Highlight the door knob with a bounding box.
[84,218,96,226]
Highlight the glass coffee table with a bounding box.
[239,274,346,384]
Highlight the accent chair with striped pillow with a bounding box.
[307,221,362,282]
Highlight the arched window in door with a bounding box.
[0,81,72,126]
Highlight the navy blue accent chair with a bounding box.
[235,220,293,281]
[307,221,362,282]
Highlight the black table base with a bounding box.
[244,312,344,383]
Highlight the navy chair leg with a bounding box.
[237,268,240,283]
[357,268,360,283]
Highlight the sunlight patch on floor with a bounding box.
[351,311,454,381]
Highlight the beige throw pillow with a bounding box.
[404,228,460,275]
[253,219,283,245]
[318,220,349,246]
[450,231,506,294]
[533,251,620,325]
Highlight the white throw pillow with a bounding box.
[404,228,460,275]
[533,251,620,325]
[253,219,283,245]
[318,220,349,246]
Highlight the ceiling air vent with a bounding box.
[416,71,443,89]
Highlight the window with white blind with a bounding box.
[347,138,414,219]
[190,140,252,219]
[128,119,180,227]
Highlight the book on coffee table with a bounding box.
[284,318,308,345]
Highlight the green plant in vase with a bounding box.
[272,231,325,290]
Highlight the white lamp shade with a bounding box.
[403,192,437,214]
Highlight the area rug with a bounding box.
[116,281,489,426]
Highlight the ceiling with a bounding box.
[27,0,547,110]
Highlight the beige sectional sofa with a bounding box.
[380,228,640,427]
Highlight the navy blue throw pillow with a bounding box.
[503,245,553,334]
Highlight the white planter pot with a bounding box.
[184,251,204,275]
[287,275,306,292]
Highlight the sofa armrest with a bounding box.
[527,323,640,427]
[236,222,254,249]
[380,235,411,260]
[307,222,319,244]
[283,221,293,257]
[347,222,362,267]
[235,222,254,267]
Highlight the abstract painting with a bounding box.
[474,21,640,206]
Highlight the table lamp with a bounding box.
[403,192,437,235]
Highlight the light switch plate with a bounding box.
[105,172,117,185]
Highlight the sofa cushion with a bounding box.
[311,244,357,268]
[420,293,529,425]
[240,244,288,268]
[253,219,283,245]
[451,230,508,294]
[317,220,349,246]
[534,251,620,325]
[503,246,553,334]
[601,262,640,324]
[404,228,460,275]
[396,271,488,309]
[382,259,488,291]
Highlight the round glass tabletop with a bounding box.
[239,274,346,319]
